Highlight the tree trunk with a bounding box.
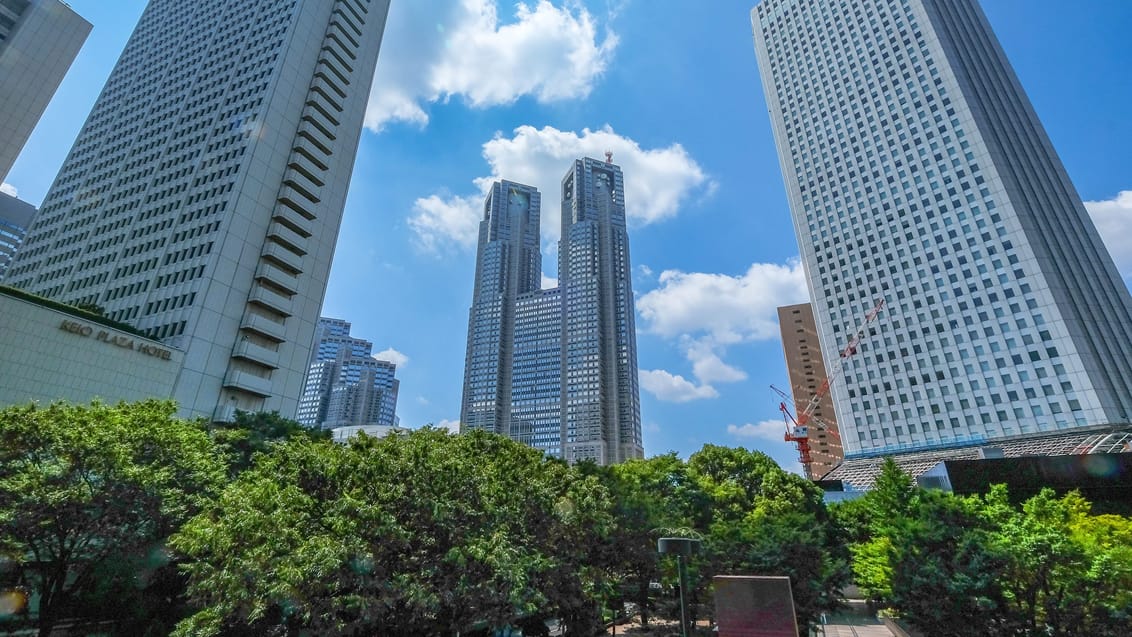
[637,577,649,627]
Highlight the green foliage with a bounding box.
[836,461,1132,637]
[171,428,612,636]
[686,445,847,630]
[209,410,329,476]
[596,453,708,626]
[887,491,1013,636]
[986,489,1132,636]
[0,400,225,637]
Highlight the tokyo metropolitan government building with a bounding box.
[461,158,644,465]
[752,0,1132,457]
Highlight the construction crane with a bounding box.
[776,298,886,477]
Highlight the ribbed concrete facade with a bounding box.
[461,159,644,465]
[778,302,842,478]
[753,0,1132,456]
[0,0,90,180]
[5,0,389,421]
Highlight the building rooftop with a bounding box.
[824,425,1132,490]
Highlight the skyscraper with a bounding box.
[297,317,399,430]
[0,0,91,181]
[460,157,644,465]
[778,302,842,478]
[0,192,36,280]
[752,0,1132,457]
[5,0,389,421]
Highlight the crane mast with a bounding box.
[778,299,885,477]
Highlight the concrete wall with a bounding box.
[0,290,181,408]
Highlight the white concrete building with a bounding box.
[0,287,182,408]
[4,0,390,421]
[752,0,1132,457]
[0,0,90,180]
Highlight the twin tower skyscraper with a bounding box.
[460,157,645,465]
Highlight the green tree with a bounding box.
[687,445,847,631]
[847,458,918,604]
[988,488,1132,636]
[171,428,613,636]
[597,453,707,627]
[887,490,1014,636]
[209,410,329,476]
[0,400,225,637]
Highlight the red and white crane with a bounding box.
[776,299,885,477]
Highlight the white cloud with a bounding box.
[726,420,786,443]
[636,260,808,391]
[374,347,409,368]
[409,125,712,252]
[437,418,461,433]
[1085,190,1132,278]
[685,339,748,384]
[0,182,16,197]
[365,0,617,132]
[408,194,482,252]
[637,264,653,278]
[638,260,808,344]
[639,369,718,403]
[541,273,558,289]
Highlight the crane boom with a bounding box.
[777,298,885,477]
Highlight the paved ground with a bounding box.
[604,616,896,636]
[820,622,893,637]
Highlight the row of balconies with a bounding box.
[222,2,364,413]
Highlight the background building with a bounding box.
[0,0,90,181]
[297,317,399,430]
[778,302,842,478]
[461,157,644,465]
[752,0,1132,458]
[0,192,35,280]
[3,0,389,422]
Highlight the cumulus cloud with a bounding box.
[410,125,712,252]
[0,182,16,197]
[1085,190,1132,278]
[726,420,786,442]
[366,0,617,132]
[437,418,461,433]
[541,273,558,289]
[639,369,719,403]
[685,339,748,384]
[638,261,808,343]
[409,194,482,252]
[637,260,809,396]
[374,347,409,368]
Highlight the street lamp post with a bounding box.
[657,537,701,637]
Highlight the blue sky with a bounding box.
[6,0,1132,471]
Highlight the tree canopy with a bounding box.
[171,427,612,636]
[0,400,226,637]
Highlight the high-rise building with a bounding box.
[778,302,842,478]
[0,0,90,181]
[297,317,399,430]
[0,192,36,280]
[752,0,1132,457]
[4,0,389,421]
[460,157,644,465]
